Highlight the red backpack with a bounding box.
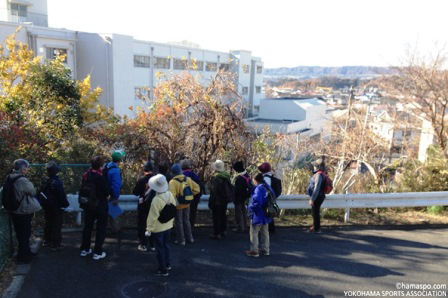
[317,171,333,194]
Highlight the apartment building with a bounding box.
[0,0,264,117]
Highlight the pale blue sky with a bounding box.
[48,0,448,68]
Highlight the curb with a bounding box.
[2,240,41,298]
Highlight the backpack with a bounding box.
[265,174,282,198]
[37,178,54,208]
[222,179,235,203]
[158,194,177,223]
[1,175,24,212]
[102,163,117,182]
[317,171,333,194]
[78,172,99,210]
[241,174,254,199]
[174,177,194,205]
[263,185,280,218]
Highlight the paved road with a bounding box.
[17,226,448,298]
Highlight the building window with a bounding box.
[189,59,204,71]
[242,64,250,74]
[242,87,248,95]
[256,86,261,94]
[10,3,27,17]
[46,48,68,63]
[154,57,170,69]
[135,87,150,100]
[206,62,217,72]
[134,55,150,68]
[173,58,187,70]
[257,65,263,74]
[219,63,230,71]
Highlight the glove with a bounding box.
[145,231,151,237]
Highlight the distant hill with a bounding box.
[265,66,394,78]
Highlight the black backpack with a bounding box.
[37,178,54,208]
[78,172,99,210]
[158,195,177,223]
[241,175,254,199]
[263,185,280,218]
[1,175,24,212]
[265,174,282,198]
[222,179,235,203]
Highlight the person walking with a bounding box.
[307,159,327,234]
[180,160,202,228]
[169,164,200,245]
[146,174,177,277]
[258,162,282,233]
[80,156,110,260]
[4,159,41,263]
[132,161,155,252]
[104,150,124,234]
[245,173,273,257]
[208,160,233,239]
[41,161,69,251]
[232,161,252,233]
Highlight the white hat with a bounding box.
[212,160,225,172]
[148,174,168,193]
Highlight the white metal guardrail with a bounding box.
[67,192,448,225]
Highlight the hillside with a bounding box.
[265,66,394,78]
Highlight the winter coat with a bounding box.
[41,175,69,209]
[248,184,273,225]
[9,171,39,215]
[307,171,326,202]
[209,171,232,208]
[234,172,252,204]
[146,191,177,233]
[169,174,200,210]
[104,162,122,200]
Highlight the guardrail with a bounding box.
[67,191,448,225]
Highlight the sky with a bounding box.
[48,0,448,68]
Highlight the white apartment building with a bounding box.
[0,0,264,117]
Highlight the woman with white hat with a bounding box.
[146,174,177,277]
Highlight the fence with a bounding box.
[67,191,448,225]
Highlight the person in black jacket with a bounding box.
[133,161,155,252]
[80,156,110,260]
[41,161,69,251]
[232,161,251,233]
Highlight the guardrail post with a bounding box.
[344,208,350,223]
[76,212,82,226]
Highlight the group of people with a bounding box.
[2,153,330,277]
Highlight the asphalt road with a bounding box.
[16,226,448,298]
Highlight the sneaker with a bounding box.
[166,266,172,270]
[93,252,106,260]
[80,249,92,257]
[306,226,315,233]
[209,234,221,240]
[138,245,148,252]
[244,250,260,257]
[315,230,322,234]
[174,240,186,246]
[153,270,169,277]
[42,241,50,247]
[149,246,156,252]
[50,245,63,251]
[259,250,270,256]
[187,239,194,244]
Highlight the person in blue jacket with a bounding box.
[244,173,273,257]
[104,150,124,233]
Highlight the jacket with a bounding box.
[104,162,122,200]
[307,171,326,202]
[209,171,232,207]
[41,175,69,209]
[146,191,177,233]
[169,174,200,209]
[234,172,252,204]
[248,184,273,225]
[10,171,39,215]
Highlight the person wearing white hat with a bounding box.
[208,160,233,239]
[146,174,177,277]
